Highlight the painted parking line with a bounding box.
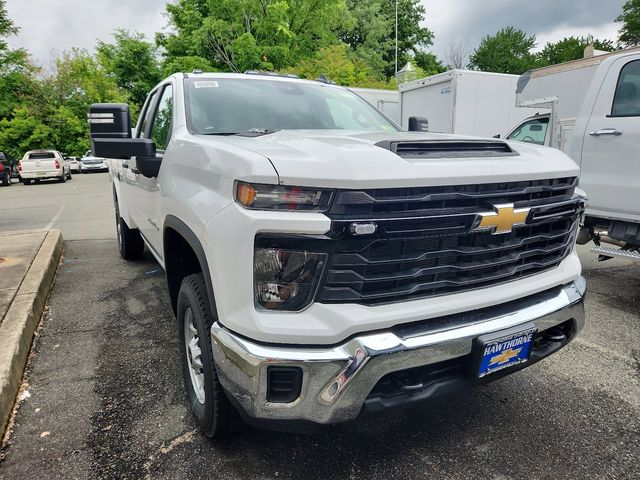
[45,205,66,230]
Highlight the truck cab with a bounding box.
[88,72,586,437]
[510,47,640,260]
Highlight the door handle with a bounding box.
[122,162,129,169]
[589,128,623,137]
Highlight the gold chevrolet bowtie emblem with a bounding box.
[489,348,522,366]
[476,203,531,234]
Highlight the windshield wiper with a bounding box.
[202,128,280,137]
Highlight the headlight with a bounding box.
[235,181,333,212]
[254,248,326,311]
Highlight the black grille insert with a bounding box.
[319,177,581,305]
[267,367,303,403]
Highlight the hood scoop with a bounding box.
[376,140,519,159]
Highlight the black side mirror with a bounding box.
[88,103,157,163]
[408,116,429,132]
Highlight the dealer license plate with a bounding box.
[476,326,537,378]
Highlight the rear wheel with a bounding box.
[23,178,31,185]
[67,170,72,180]
[177,273,241,438]
[1,173,9,186]
[58,173,66,183]
[114,197,144,260]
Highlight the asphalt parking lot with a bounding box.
[0,174,639,479]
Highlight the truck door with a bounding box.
[128,82,174,256]
[580,58,640,221]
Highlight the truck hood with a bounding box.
[201,130,579,189]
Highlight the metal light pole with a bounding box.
[395,0,398,75]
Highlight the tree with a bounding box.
[617,0,640,47]
[294,43,374,86]
[445,39,471,70]
[158,0,348,73]
[97,30,162,110]
[341,0,435,77]
[469,27,541,74]
[539,36,615,65]
[0,49,129,159]
[413,51,446,76]
[0,0,39,122]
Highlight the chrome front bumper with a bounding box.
[211,278,586,426]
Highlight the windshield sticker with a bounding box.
[194,81,219,88]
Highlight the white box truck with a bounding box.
[399,70,546,137]
[349,87,401,124]
[506,47,640,261]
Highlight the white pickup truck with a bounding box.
[19,150,72,185]
[506,47,640,261]
[89,72,586,437]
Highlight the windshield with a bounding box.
[185,78,398,134]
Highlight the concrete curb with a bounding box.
[0,229,63,440]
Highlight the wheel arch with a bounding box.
[112,178,135,228]
[163,215,217,316]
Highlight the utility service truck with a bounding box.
[89,71,586,437]
[506,47,640,261]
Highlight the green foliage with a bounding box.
[341,0,434,78]
[412,51,446,76]
[617,0,640,47]
[97,30,162,110]
[539,36,615,65]
[160,0,349,72]
[469,27,541,74]
[161,55,215,77]
[0,49,128,159]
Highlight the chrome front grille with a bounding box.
[316,177,582,305]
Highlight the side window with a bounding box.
[138,91,158,139]
[611,60,640,117]
[150,85,174,151]
[507,117,549,145]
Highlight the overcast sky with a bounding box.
[4,0,627,70]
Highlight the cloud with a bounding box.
[422,0,625,60]
[5,0,173,69]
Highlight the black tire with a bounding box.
[177,273,241,438]
[114,198,144,260]
[67,171,72,180]
[58,173,66,183]
[1,173,9,186]
[23,179,31,185]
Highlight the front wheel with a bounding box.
[177,273,241,438]
[114,199,144,260]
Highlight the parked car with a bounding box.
[89,71,586,438]
[66,156,82,173]
[80,150,108,173]
[19,150,72,184]
[508,45,640,261]
[0,152,12,186]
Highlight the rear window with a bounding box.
[27,152,56,160]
